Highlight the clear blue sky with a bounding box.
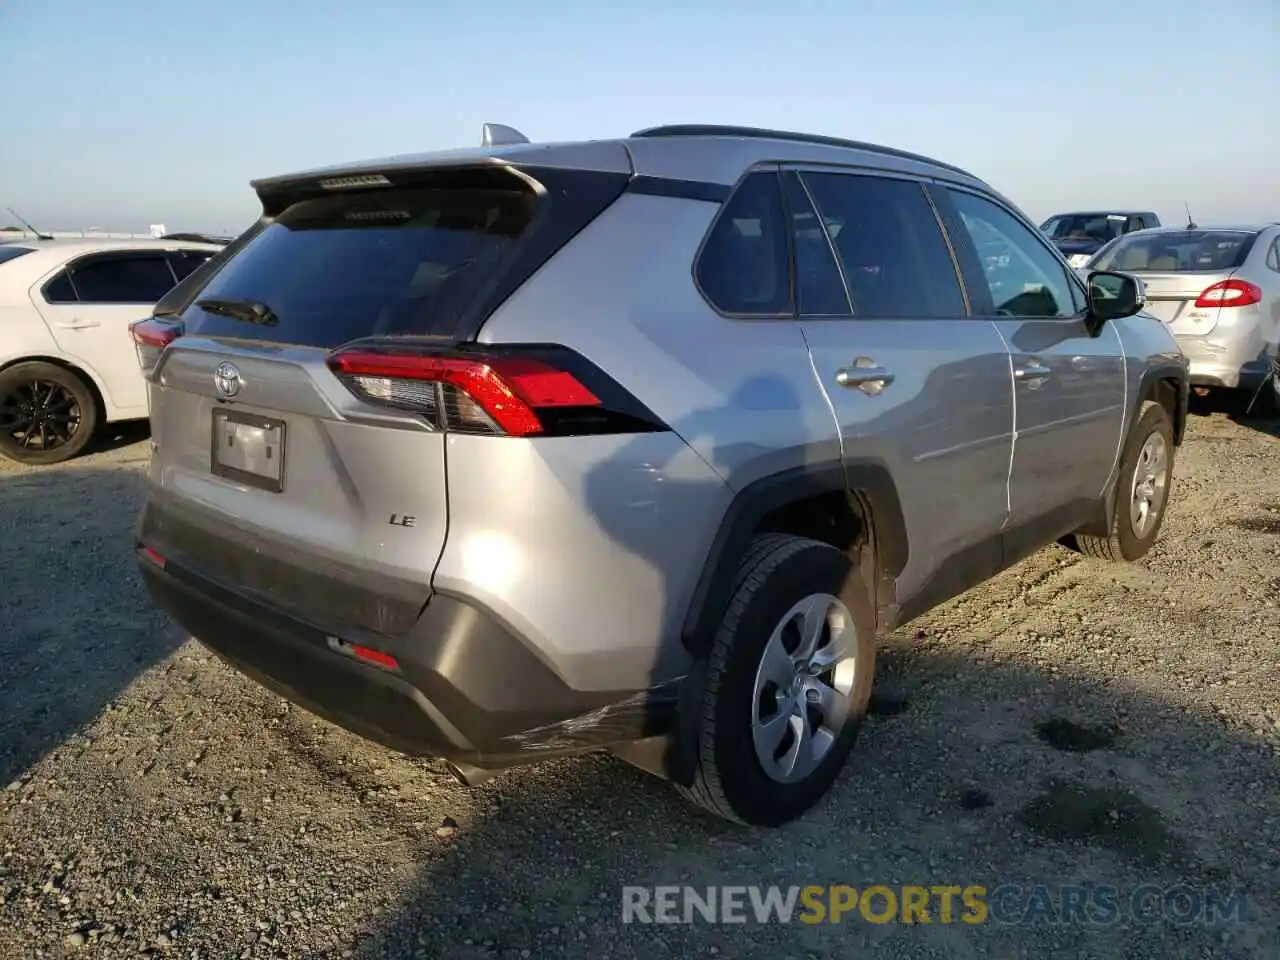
[2,0,1276,233]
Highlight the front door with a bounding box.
[784,168,1015,613]
[936,187,1126,557]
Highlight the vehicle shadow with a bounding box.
[86,419,152,457]
[352,643,1279,959]
[0,463,183,786]
[1189,385,1279,437]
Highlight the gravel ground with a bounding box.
[1,400,1278,960]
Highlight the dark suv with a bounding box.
[1041,211,1161,268]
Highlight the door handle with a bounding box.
[1014,361,1051,386]
[55,319,100,330]
[835,359,895,395]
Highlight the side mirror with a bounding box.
[1085,269,1145,334]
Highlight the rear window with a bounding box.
[179,185,538,347]
[0,245,35,265]
[1093,230,1258,273]
[1041,214,1127,243]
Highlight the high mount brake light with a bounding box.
[1194,279,1262,309]
[129,318,185,372]
[325,346,664,438]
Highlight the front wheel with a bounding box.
[675,534,876,826]
[1073,401,1175,562]
[0,361,100,465]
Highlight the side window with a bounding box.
[1126,216,1144,233]
[799,172,966,319]
[43,271,78,304]
[168,250,214,281]
[947,190,1080,319]
[1266,238,1280,274]
[781,173,850,316]
[69,254,178,304]
[695,171,792,316]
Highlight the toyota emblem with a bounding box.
[214,361,242,398]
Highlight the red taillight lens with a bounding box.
[1194,279,1262,309]
[129,317,184,371]
[326,348,607,437]
[139,545,166,569]
[348,644,399,671]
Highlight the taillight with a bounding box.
[138,545,166,569]
[1194,279,1262,309]
[129,317,185,372]
[325,344,666,437]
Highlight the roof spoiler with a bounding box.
[481,123,530,148]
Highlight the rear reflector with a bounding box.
[335,640,399,671]
[139,546,167,569]
[326,344,664,438]
[1194,279,1262,309]
[129,317,185,372]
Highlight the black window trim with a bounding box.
[40,249,183,305]
[784,163,975,321]
[938,184,1092,323]
[781,169,853,318]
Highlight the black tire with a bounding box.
[675,534,877,826]
[0,361,100,465]
[1073,401,1175,562]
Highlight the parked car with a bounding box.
[0,238,222,464]
[160,232,232,245]
[1040,210,1160,267]
[132,123,1189,826]
[1086,224,1280,400]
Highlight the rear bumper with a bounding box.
[1175,331,1275,390]
[138,551,679,769]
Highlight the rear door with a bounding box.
[142,174,561,632]
[937,187,1126,557]
[790,168,1015,606]
[31,250,182,416]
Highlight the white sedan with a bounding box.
[0,237,221,464]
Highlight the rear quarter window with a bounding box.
[179,185,539,347]
[694,171,793,316]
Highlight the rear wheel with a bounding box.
[0,361,99,465]
[675,534,876,826]
[1073,401,1174,562]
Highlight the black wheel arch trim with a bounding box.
[680,460,908,656]
[1136,360,1189,445]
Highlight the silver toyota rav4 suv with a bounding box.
[132,123,1189,827]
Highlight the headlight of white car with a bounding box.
[1068,253,1092,268]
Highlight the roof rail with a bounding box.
[629,124,978,180]
[482,123,530,148]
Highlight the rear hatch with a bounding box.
[1091,229,1260,336]
[135,162,629,636]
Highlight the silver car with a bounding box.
[1088,225,1280,398]
[131,123,1189,826]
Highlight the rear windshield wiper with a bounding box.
[196,297,279,327]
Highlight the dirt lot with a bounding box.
[1,401,1278,960]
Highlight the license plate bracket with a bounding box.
[211,408,286,493]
